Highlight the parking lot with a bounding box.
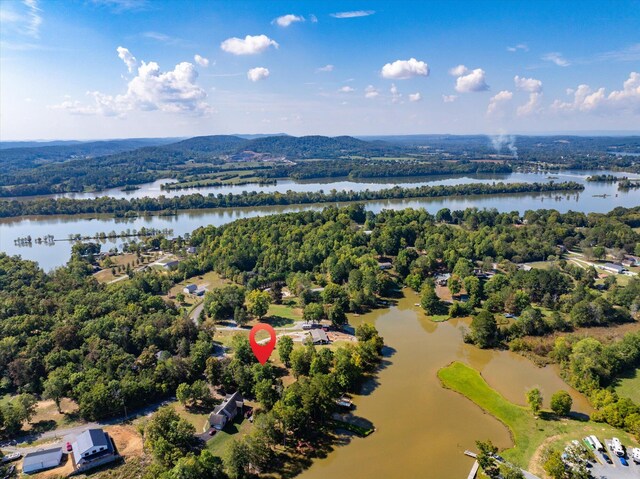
[587,440,640,479]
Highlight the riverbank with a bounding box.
[0,181,583,218]
[437,361,639,475]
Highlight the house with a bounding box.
[71,428,119,473]
[435,273,450,286]
[378,262,393,270]
[183,284,197,294]
[517,264,532,272]
[195,286,207,296]
[600,263,626,274]
[209,392,244,430]
[22,448,63,474]
[309,329,329,345]
[622,255,638,267]
[162,260,180,270]
[186,246,197,254]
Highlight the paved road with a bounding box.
[189,301,205,325]
[1,398,175,455]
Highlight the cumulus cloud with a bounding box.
[247,67,270,82]
[448,64,468,76]
[381,58,429,80]
[194,54,209,67]
[316,64,334,72]
[330,10,375,18]
[338,86,355,93]
[487,90,513,115]
[454,68,489,93]
[117,46,137,73]
[517,92,543,116]
[442,94,458,103]
[409,92,422,102]
[50,48,210,116]
[551,72,640,114]
[364,85,379,99]
[507,44,529,52]
[220,34,279,55]
[542,52,570,67]
[274,14,304,27]
[514,75,543,93]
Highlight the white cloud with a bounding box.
[364,85,379,99]
[542,52,570,67]
[1,0,42,38]
[117,46,137,73]
[507,44,529,52]
[487,90,513,115]
[442,94,458,103]
[448,64,468,76]
[194,54,209,67]
[23,0,41,38]
[220,34,279,55]
[514,75,542,93]
[274,14,304,27]
[51,48,210,116]
[339,86,355,93]
[551,72,640,114]
[330,10,375,18]
[390,84,402,103]
[381,58,429,80]
[454,68,489,93]
[141,31,184,45]
[517,92,543,116]
[316,64,334,72]
[409,92,422,102]
[247,67,270,82]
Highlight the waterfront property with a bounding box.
[22,447,63,474]
[209,391,244,430]
[70,428,119,473]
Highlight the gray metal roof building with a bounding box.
[22,447,63,474]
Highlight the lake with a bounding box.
[1,170,638,271]
[297,292,592,479]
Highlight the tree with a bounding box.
[448,274,462,297]
[234,307,249,327]
[144,406,196,468]
[436,208,452,223]
[526,388,543,416]
[420,282,444,315]
[205,357,225,386]
[550,390,573,416]
[224,438,251,479]
[470,310,498,348]
[543,449,566,479]
[176,292,186,304]
[290,348,311,378]
[303,302,324,323]
[476,440,500,478]
[327,303,347,327]
[277,336,294,367]
[43,372,67,413]
[500,464,524,479]
[246,290,271,320]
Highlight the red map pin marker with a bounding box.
[249,323,277,365]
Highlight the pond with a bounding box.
[297,292,592,479]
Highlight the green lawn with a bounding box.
[266,303,303,328]
[206,417,253,456]
[428,314,450,323]
[438,362,639,473]
[614,367,640,403]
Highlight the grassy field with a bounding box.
[614,367,640,403]
[438,361,639,475]
[206,416,253,457]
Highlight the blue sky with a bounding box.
[1,0,639,140]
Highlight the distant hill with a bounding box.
[0,137,183,170]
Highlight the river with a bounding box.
[298,293,592,479]
[1,170,638,271]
